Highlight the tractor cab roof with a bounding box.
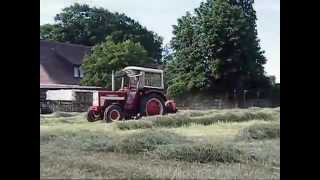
[123,66,163,75]
[121,66,164,89]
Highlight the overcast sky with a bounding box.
[40,0,280,83]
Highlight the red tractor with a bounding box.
[87,66,177,122]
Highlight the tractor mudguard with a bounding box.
[143,89,167,101]
[165,100,178,113]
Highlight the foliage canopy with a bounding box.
[80,37,151,87]
[40,3,163,63]
[166,0,270,97]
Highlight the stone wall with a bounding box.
[40,90,93,113]
[174,93,279,110]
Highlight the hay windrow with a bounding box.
[114,129,188,153]
[41,107,280,179]
[238,122,280,140]
[151,142,249,163]
[114,108,279,130]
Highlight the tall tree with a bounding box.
[166,0,270,97]
[40,3,163,63]
[80,37,151,88]
[40,24,64,41]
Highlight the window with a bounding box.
[144,72,162,88]
[74,66,79,78]
[129,76,139,88]
[79,66,84,78]
[74,66,84,78]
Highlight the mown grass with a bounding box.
[151,142,245,163]
[114,129,189,153]
[41,149,279,179]
[114,107,279,130]
[238,122,280,140]
[40,112,88,125]
[40,107,280,179]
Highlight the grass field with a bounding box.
[40,107,280,179]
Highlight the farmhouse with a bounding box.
[40,39,92,85]
[40,40,103,113]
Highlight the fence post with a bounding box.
[233,89,237,108]
[257,90,260,107]
[243,90,248,108]
[112,70,115,91]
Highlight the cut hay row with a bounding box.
[40,107,280,179]
[41,122,280,164]
[237,122,280,140]
[115,108,279,130]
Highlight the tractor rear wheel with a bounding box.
[104,104,124,122]
[140,93,165,116]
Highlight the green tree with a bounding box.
[161,43,174,65]
[40,3,163,63]
[167,0,270,97]
[80,37,151,88]
[40,24,64,41]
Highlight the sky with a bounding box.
[40,0,280,83]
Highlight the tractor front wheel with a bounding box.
[140,94,165,116]
[104,104,124,123]
[87,110,100,122]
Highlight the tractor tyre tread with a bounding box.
[104,104,124,123]
[140,93,166,116]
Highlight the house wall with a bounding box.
[44,89,94,112]
[46,90,75,101]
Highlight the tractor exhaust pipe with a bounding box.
[112,70,115,91]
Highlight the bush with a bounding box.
[114,129,187,153]
[152,142,246,163]
[238,122,280,140]
[167,82,187,98]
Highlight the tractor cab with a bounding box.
[118,66,164,90]
[87,66,177,122]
